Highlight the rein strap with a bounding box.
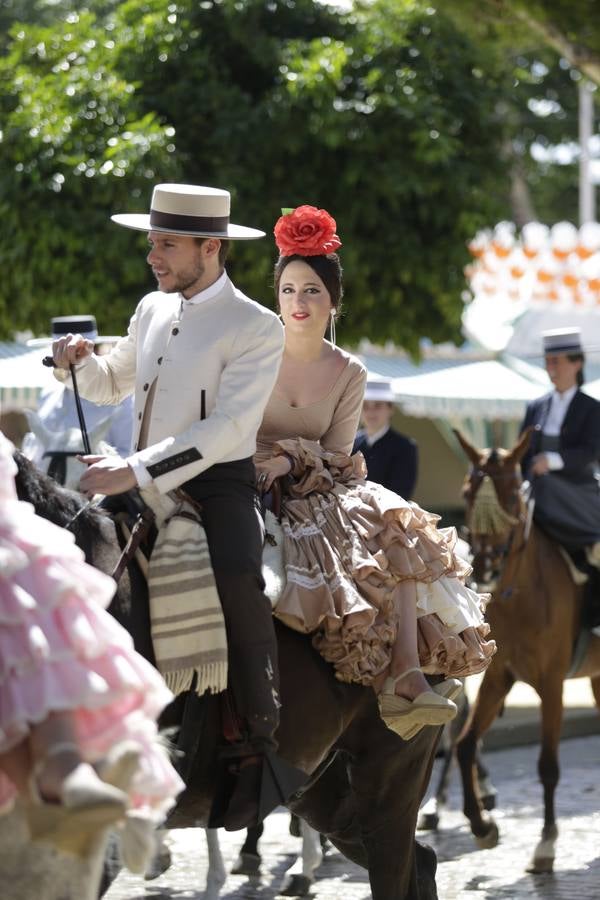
[111,507,156,583]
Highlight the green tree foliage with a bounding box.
[0,0,513,349]
[445,0,600,84]
[0,4,178,338]
[443,0,597,227]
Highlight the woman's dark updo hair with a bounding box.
[567,352,585,387]
[273,253,343,314]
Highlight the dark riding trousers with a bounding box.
[182,457,279,752]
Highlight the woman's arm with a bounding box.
[320,360,368,454]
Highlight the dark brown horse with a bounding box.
[13,450,441,900]
[454,428,600,873]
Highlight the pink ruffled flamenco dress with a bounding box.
[0,433,183,827]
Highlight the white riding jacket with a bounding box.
[55,275,284,493]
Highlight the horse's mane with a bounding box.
[12,449,110,536]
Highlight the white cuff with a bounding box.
[127,454,153,487]
[545,452,564,471]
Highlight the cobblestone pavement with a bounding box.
[105,735,600,900]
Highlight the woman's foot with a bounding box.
[386,666,433,702]
[35,744,128,812]
[25,742,129,856]
[397,678,464,741]
[378,667,458,738]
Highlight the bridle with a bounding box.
[465,460,527,588]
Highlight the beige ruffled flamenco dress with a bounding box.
[257,357,495,737]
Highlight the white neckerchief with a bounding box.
[179,269,227,307]
[365,425,391,447]
[544,385,578,436]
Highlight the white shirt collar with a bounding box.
[543,384,578,436]
[179,269,227,306]
[551,385,577,407]
[366,425,391,446]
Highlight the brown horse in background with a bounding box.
[453,428,600,873]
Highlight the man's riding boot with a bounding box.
[229,639,280,751]
[210,639,307,831]
[223,755,264,831]
[222,640,280,830]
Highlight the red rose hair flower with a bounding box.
[274,205,342,257]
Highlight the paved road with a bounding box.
[105,733,600,900]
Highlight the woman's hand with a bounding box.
[255,455,292,493]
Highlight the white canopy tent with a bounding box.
[0,343,54,409]
[390,358,548,421]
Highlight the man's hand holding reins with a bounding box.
[78,454,137,496]
[52,332,94,370]
[255,455,292,492]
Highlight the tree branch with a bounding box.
[514,8,600,85]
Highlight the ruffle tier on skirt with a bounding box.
[270,438,496,686]
[0,436,183,816]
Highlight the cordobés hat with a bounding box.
[542,327,583,355]
[111,183,265,240]
[27,315,121,348]
[364,379,396,403]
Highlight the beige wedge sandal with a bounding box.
[378,668,459,739]
[23,742,129,857]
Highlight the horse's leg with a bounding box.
[456,661,514,848]
[590,674,600,711]
[143,828,173,881]
[290,735,439,899]
[417,724,453,831]
[527,677,563,874]
[204,828,227,899]
[278,820,323,897]
[230,821,263,876]
[347,718,442,900]
[419,683,475,831]
[475,747,497,811]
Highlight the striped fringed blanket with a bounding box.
[147,501,228,697]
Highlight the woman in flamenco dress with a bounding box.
[255,205,496,740]
[0,431,183,862]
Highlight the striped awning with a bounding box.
[0,342,55,409]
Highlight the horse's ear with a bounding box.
[506,426,533,466]
[452,429,482,467]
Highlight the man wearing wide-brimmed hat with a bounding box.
[23,316,134,479]
[353,378,419,498]
[520,327,600,633]
[51,184,292,828]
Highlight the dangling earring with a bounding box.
[329,309,336,348]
